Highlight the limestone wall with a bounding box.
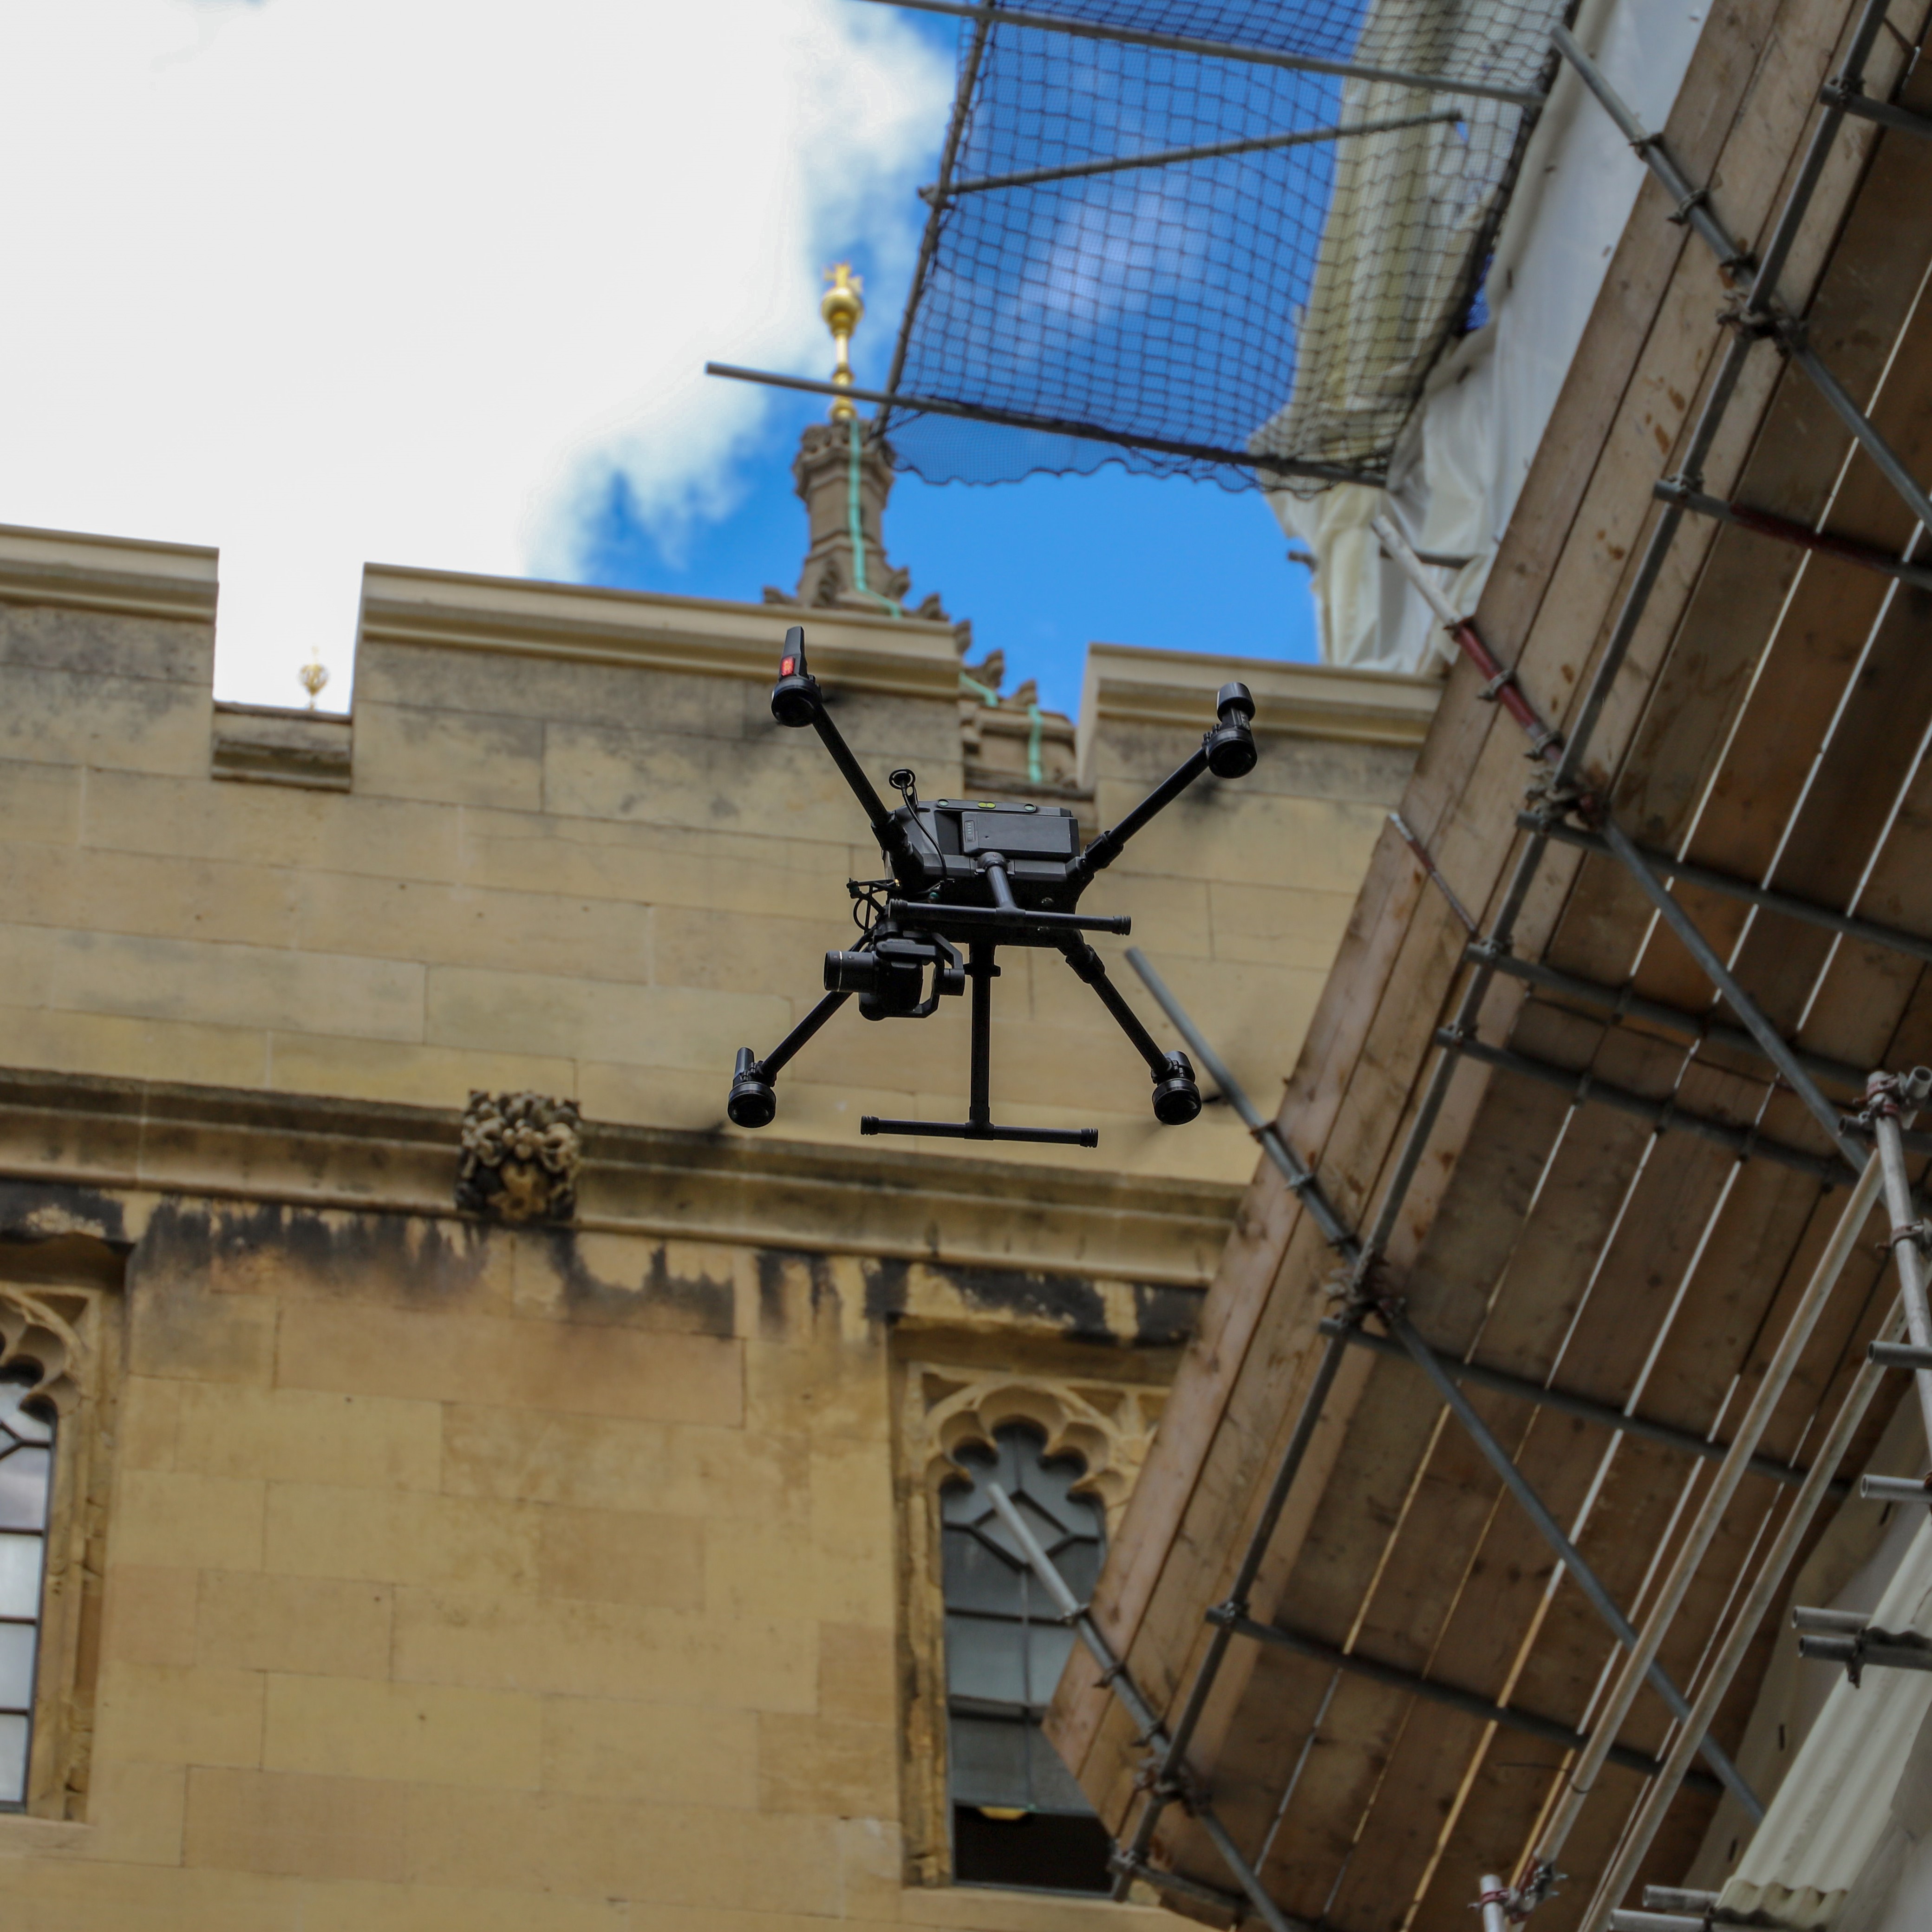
[0,519,1438,1929]
[0,524,1436,1184]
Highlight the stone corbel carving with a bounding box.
[456,1091,583,1224]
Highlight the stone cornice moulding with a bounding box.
[357,563,965,704]
[0,1068,1237,1290]
[0,521,220,623]
[1077,640,1443,779]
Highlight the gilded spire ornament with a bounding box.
[821,262,864,421]
[297,657,329,710]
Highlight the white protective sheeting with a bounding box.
[1719,1519,1932,1929]
[1271,0,1712,672]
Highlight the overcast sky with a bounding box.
[0,0,1312,718]
[0,0,949,704]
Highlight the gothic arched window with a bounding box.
[0,1372,54,1807]
[941,1424,1112,1893]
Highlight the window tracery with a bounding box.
[899,1362,1165,1892]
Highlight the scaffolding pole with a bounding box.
[1379,1306,1763,1819]
[1526,1151,1881,1884]
[1573,1308,1903,1928]
[1318,1318,1843,1494]
[980,1482,1318,1932]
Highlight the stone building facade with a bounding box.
[0,505,1436,1929]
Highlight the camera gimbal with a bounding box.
[726,625,1258,1148]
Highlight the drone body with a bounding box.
[728,626,1257,1148]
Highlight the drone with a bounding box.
[726,625,1259,1149]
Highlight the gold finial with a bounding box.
[821,262,865,422]
[298,658,329,710]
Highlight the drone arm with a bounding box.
[1068,746,1210,890]
[808,707,903,852]
[770,625,906,859]
[1066,682,1257,890]
[758,988,851,1078]
[1057,940,1168,1076]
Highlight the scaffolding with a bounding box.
[959,0,1932,1925]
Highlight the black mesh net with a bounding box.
[878,0,1565,493]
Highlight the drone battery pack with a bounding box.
[936,800,1080,861]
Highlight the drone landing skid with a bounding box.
[725,626,1258,1150]
[861,1119,1100,1148]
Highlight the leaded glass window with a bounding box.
[941,1425,1112,1893]
[0,1374,53,1808]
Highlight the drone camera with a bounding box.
[771,625,820,728]
[1206,681,1259,779]
[824,933,965,1020]
[727,1047,778,1129]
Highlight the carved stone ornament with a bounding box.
[456,1090,583,1223]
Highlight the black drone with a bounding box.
[726,625,1258,1148]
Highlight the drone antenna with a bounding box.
[889,767,920,812]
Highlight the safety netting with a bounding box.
[877,0,1567,493]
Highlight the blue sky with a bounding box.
[579,397,1317,720]
[576,9,1319,722]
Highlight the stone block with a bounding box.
[102,1566,201,1670]
[1207,879,1359,970]
[0,661,208,777]
[440,1405,803,1520]
[264,1483,540,1593]
[819,1622,898,1725]
[120,1376,182,1471]
[424,962,788,1073]
[205,1207,515,1317]
[540,1695,758,1808]
[0,841,300,951]
[81,767,462,885]
[129,1280,277,1387]
[0,1001,269,1090]
[291,869,652,982]
[85,1756,188,1867]
[457,804,851,919]
[537,1507,704,1610]
[172,1383,442,1492]
[43,930,425,1043]
[756,1712,899,1818]
[391,1589,817,1712]
[0,756,82,846]
[184,1767,407,1882]
[196,1572,393,1678]
[651,905,846,999]
[510,1233,741,1339]
[96,1662,265,1769]
[0,1863,300,1932]
[265,1032,577,1111]
[0,602,210,683]
[399,1786,844,1912]
[286,1877,628,1931]
[263,1676,542,1790]
[110,1471,265,1573]
[354,701,544,811]
[359,640,752,739]
[277,1300,743,1427]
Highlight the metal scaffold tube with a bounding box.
[1866,1072,1932,1448]
[1574,1309,1904,1927]
[1381,1308,1763,1819]
[979,1482,1319,1932]
[1527,1153,1881,1881]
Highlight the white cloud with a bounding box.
[0,0,949,704]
